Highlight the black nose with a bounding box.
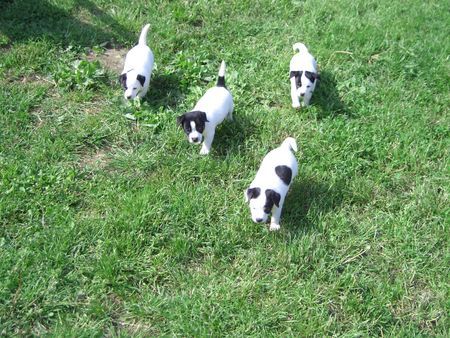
[126,95,132,99]
[192,137,199,142]
[300,93,305,97]
[255,218,263,223]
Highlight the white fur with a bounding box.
[245,137,298,231]
[290,43,318,108]
[191,61,233,155]
[120,24,154,99]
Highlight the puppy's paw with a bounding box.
[199,147,210,155]
[269,223,280,231]
[292,102,301,109]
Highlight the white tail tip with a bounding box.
[293,42,308,53]
[138,24,151,45]
[218,60,226,77]
[281,137,298,152]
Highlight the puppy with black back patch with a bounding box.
[119,24,154,100]
[290,43,319,108]
[177,61,233,155]
[245,137,298,231]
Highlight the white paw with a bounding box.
[269,223,280,231]
[292,102,301,109]
[199,147,210,155]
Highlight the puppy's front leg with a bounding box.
[200,129,215,155]
[290,77,300,109]
[269,206,282,231]
[303,92,312,107]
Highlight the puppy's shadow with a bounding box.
[212,113,257,157]
[282,177,348,235]
[313,70,353,119]
[144,72,184,110]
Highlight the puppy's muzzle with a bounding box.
[191,137,199,143]
[255,218,264,223]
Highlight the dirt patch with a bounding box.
[87,48,127,74]
[79,148,110,170]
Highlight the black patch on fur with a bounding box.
[304,71,318,83]
[119,73,127,89]
[137,74,146,87]
[246,187,261,200]
[290,70,303,88]
[177,111,209,135]
[217,76,226,87]
[275,165,292,185]
[265,189,281,212]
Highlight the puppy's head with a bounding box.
[177,111,208,144]
[119,71,146,99]
[296,71,319,97]
[244,187,280,223]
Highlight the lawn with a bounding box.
[0,0,448,336]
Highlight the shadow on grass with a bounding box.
[281,177,347,235]
[210,113,257,158]
[0,0,134,47]
[313,70,354,118]
[144,72,185,110]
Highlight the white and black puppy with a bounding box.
[245,137,298,231]
[177,61,233,155]
[119,24,154,100]
[289,43,319,108]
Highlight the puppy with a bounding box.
[289,43,319,108]
[245,137,298,231]
[119,24,154,100]
[177,61,233,155]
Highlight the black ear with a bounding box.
[176,115,185,126]
[266,189,281,208]
[137,74,146,86]
[246,187,261,200]
[119,73,127,89]
[305,71,316,83]
[199,111,209,123]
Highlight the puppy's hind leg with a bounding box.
[226,109,233,121]
[290,77,300,109]
[200,129,215,155]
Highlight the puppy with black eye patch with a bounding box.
[290,42,319,108]
[119,24,154,100]
[245,137,298,231]
[177,61,233,155]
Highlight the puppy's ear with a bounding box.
[119,73,127,89]
[137,74,146,86]
[305,71,317,83]
[266,189,281,208]
[199,111,209,123]
[246,187,261,202]
[176,115,185,127]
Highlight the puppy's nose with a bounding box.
[255,218,263,223]
[126,95,132,99]
[300,92,305,97]
[192,137,199,143]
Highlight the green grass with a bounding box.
[0,0,449,335]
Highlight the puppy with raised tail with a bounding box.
[177,61,233,155]
[290,43,319,108]
[245,137,298,231]
[119,24,154,100]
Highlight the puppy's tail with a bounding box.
[216,60,226,87]
[280,137,298,153]
[138,24,150,45]
[293,42,308,54]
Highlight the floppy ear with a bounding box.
[245,187,261,202]
[199,111,209,123]
[176,115,185,127]
[266,189,281,208]
[119,73,127,88]
[304,71,316,83]
[137,74,146,86]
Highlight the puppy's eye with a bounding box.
[133,87,137,90]
[306,85,311,88]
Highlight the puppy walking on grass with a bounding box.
[177,61,234,155]
[289,43,319,108]
[119,24,154,100]
[245,137,298,231]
